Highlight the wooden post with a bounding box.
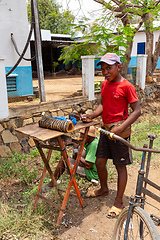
[32,0,46,102]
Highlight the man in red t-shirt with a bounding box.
[83,53,141,218]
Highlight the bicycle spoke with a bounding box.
[113,207,159,240]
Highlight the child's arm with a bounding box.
[82,97,103,120]
[110,101,141,136]
[80,157,93,170]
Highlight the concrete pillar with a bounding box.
[81,55,95,101]
[0,57,9,119]
[136,55,148,90]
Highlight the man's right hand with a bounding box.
[81,114,92,122]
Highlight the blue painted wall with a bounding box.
[156,57,160,69]
[129,56,160,69]
[128,57,137,68]
[5,66,33,98]
[95,59,101,69]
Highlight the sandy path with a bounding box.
[8,75,104,107]
[58,160,160,239]
[33,75,104,102]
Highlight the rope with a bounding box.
[38,117,74,133]
[11,33,36,61]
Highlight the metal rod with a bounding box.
[143,178,160,191]
[141,187,160,203]
[145,134,156,180]
[98,128,160,153]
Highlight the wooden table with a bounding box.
[16,120,100,226]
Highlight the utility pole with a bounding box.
[32,0,46,102]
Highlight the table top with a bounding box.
[16,120,100,142]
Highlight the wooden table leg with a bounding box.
[34,139,62,198]
[33,149,52,208]
[56,127,89,226]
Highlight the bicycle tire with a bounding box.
[113,206,160,240]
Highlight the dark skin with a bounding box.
[82,62,141,217]
[47,133,95,188]
[73,133,95,170]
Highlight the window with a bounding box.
[6,74,18,97]
[137,42,145,54]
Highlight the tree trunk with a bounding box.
[121,40,133,78]
[144,13,154,77]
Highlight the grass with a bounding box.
[131,115,160,164]
[0,202,57,240]
[0,113,160,239]
[0,150,39,184]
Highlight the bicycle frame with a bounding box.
[98,128,160,239]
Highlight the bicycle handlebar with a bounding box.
[98,128,160,153]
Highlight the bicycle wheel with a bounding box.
[113,206,159,240]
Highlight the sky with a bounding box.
[26,0,103,22]
[58,0,103,21]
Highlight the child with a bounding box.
[83,53,141,218]
[43,127,100,191]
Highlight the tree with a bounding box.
[63,0,160,78]
[27,0,75,34]
[58,41,99,70]
[59,11,142,75]
[93,0,160,78]
[58,15,120,69]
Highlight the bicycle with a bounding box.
[98,128,160,240]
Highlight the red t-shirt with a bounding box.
[101,79,139,124]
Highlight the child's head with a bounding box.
[79,126,95,141]
[97,53,121,82]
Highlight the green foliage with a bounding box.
[52,61,59,72]
[27,0,75,34]
[58,41,99,69]
[131,115,160,163]
[0,203,55,239]
[58,9,141,66]
[94,81,102,91]
[58,15,126,68]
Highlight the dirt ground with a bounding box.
[7,75,160,239]
[56,159,160,240]
[32,75,85,102]
[8,75,104,107]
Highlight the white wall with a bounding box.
[131,30,160,56]
[0,58,9,119]
[131,32,146,56]
[0,0,31,67]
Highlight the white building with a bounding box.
[0,0,33,100]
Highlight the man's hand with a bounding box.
[81,114,92,123]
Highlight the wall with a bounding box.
[0,83,160,158]
[129,30,160,69]
[0,96,101,157]
[0,0,33,98]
